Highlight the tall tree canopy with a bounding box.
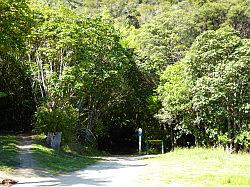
[1,0,249,152]
[157,27,250,150]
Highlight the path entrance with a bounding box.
[10,135,165,187]
[14,156,165,187]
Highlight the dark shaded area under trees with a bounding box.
[0,54,35,132]
[0,0,35,132]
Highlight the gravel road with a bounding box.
[13,156,165,187]
[4,134,166,187]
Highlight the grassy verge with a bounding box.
[0,135,18,173]
[143,147,250,187]
[32,134,99,174]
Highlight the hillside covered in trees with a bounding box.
[0,0,249,153]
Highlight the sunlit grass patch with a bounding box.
[143,147,250,186]
[32,134,99,174]
[195,174,250,186]
[0,135,18,173]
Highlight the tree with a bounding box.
[189,27,249,149]
[28,3,131,145]
[227,0,250,38]
[156,27,250,150]
[135,2,200,77]
[156,62,193,149]
[194,1,229,31]
[0,0,34,131]
[0,0,32,55]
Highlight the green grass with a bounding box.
[32,134,99,174]
[0,135,18,173]
[143,147,250,187]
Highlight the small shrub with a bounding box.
[218,133,228,148]
[234,131,250,152]
[35,104,78,144]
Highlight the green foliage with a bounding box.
[35,105,78,143]
[0,92,7,98]
[1,0,250,153]
[157,27,249,149]
[186,27,242,78]
[0,0,35,131]
[128,0,250,80]
[135,3,199,75]
[187,27,249,146]
[234,131,250,151]
[194,1,229,31]
[28,3,135,147]
[157,62,192,121]
[0,0,32,54]
[218,133,228,145]
[0,135,18,172]
[227,0,250,38]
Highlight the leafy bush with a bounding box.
[0,92,7,98]
[234,131,250,152]
[35,105,78,143]
[218,133,229,145]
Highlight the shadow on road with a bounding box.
[15,157,148,187]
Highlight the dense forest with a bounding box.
[0,0,249,153]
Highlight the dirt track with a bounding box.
[13,156,157,187]
[7,135,167,187]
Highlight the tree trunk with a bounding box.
[87,108,94,130]
[37,55,47,96]
[171,123,175,151]
[227,117,233,153]
[59,48,64,77]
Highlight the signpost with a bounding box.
[138,128,142,155]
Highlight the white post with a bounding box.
[139,135,142,155]
[161,140,164,154]
[138,128,142,155]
